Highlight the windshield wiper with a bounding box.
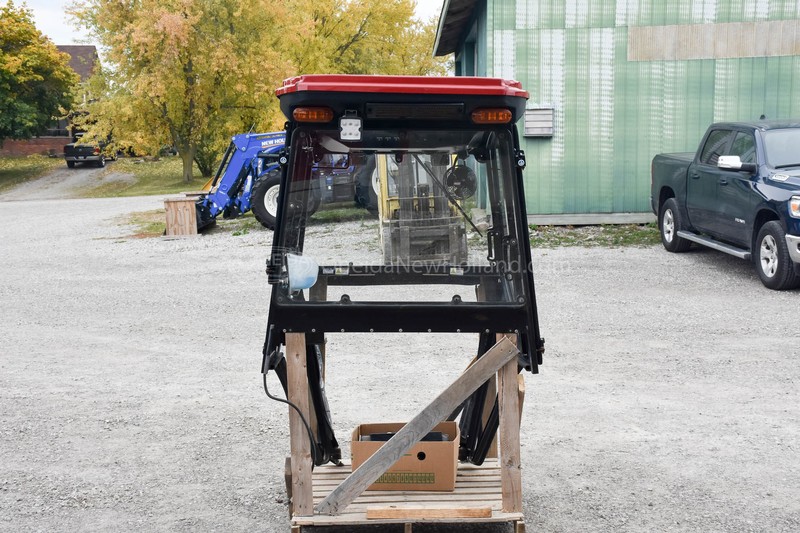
[773,163,800,169]
[412,155,483,237]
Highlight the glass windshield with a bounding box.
[274,126,528,305]
[764,128,800,168]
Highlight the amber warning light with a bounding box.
[471,108,512,124]
[293,107,335,123]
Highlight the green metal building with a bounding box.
[434,0,800,222]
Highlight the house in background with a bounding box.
[435,0,800,222]
[0,45,98,157]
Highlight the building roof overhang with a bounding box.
[433,0,480,57]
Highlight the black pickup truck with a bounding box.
[651,121,800,290]
[63,133,112,168]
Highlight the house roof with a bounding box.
[56,45,99,81]
[433,0,479,57]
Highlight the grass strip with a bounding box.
[81,157,207,197]
[0,155,64,194]
[530,223,660,248]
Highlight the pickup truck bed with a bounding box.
[63,135,110,168]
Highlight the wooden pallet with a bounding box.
[290,460,524,530]
[284,333,525,533]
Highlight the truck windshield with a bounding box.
[764,128,800,168]
[273,126,529,305]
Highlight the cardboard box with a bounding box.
[351,421,459,491]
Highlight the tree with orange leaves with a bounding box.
[69,0,447,181]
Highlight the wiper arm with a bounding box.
[412,154,483,237]
[774,163,800,169]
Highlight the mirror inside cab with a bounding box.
[718,155,757,174]
[314,152,350,169]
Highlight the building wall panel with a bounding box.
[479,0,800,215]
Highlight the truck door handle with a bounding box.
[690,172,700,179]
[719,178,728,186]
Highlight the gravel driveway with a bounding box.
[1,176,798,532]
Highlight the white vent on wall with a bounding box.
[524,108,554,137]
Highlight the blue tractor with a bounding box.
[195,131,375,231]
[195,132,285,230]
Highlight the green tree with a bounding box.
[283,0,449,76]
[69,0,448,182]
[0,1,78,144]
[69,0,291,182]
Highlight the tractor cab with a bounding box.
[262,75,543,468]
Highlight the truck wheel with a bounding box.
[66,161,75,169]
[659,198,692,252]
[754,221,800,290]
[96,155,106,168]
[251,172,281,230]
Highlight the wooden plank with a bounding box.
[313,475,503,484]
[497,337,522,513]
[313,493,503,503]
[285,457,294,518]
[312,460,500,474]
[315,337,520,516]
[515,520,526,533]
[313,486,502,497]
[313,485,501,493]
[313,472,503,481]
[294,512,523,527]
[337,501,500,513]
[308,276,327,302]
[286,333,313,517]
[366,507,493,520]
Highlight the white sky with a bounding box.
[23,0,444,46]
[23,0,86,46]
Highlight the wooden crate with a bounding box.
[163,197,197,236]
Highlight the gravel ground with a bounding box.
[1,173,799,532]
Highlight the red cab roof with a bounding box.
[276,75,529,99]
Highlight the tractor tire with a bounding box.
[353,155,378,215]
[307,189,321,216]
[251,171,281,230]
[354,168,379,215]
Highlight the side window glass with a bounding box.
[729,132,756,164]
[699,130,732,166]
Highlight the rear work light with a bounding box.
[471,108,512,124]
[293,107,335,123]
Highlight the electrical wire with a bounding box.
[262,370,320,465]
